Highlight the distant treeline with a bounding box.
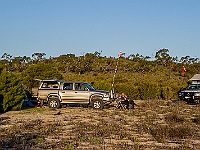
[0,49,200,108]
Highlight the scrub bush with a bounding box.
[0,71,25,112]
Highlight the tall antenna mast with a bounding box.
[111,51,123,98]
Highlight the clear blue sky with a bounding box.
[0,0,200,59]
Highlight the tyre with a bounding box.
[194,99,200,104]
[92,99,104,109]
[128,100,135,109]
[48,98,60,109]
[38,99,44,107]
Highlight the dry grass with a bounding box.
[0,100,199,149]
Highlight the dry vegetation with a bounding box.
[0,100,199,149]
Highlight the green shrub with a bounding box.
[0,94,3,112]
[0,71,25,112]
[138,81,160,100]
[161,86,173,100]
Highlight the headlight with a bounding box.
[194,93,200,96]
[104,93,110,97]
[103,93,110,101]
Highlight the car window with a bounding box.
[41,82,49,88]
[187,85,198,90]
[41,81,59,89]
[75,83,88,91]
[83,83,95,91]
[63,83,73,90]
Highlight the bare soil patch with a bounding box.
[0,100,199,149]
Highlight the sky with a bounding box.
[0,0,200,59]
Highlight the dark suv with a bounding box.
[178,74,200,104]
[32,79,114,109]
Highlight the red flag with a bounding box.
[118,51,123,57]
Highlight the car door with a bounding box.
[73,83,90,103]
[60,82,76,103]
[60,82,90,104]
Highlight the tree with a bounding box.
[71,55,93,74]
[20,64,63,91]
[0,71,25,112]
[128,53,144,61]
[1,53,13,71]
[1,53,12,62]
[32,53,46,61]
[56,54,76,72]
[94,50,102,57]
[180,56,199,64]
[155,49,172,66]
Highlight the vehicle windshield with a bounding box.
[186,84,200,90]
[83,83,96,91]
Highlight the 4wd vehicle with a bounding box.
[178,74,200,104]
[32,79,114,109]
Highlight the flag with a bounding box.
[118,51,123,57]
[181,66,186,77]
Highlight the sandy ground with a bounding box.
[0,100,200,149]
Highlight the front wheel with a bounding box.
[92,99,104,109]
[48,98,60,109]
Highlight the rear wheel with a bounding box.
[92,99,104,109]
[48,98,60,109]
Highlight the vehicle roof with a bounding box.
[63,81,87,84]
[189,74,200,81]
[35,79,62,82]
[35,79,87,84]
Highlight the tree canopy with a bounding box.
[20,64,63,91]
